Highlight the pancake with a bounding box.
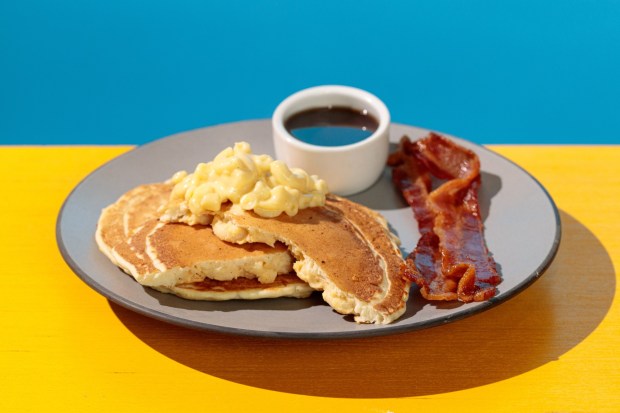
[211,195,411,324]
[96,183,172,267]
[153,272,313,301]
[96,183,313,300]
[115,218,294,287]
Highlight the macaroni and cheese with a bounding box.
[160,142,328,224]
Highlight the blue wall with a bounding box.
[1,1,619,145]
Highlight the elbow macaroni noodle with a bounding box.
[160,142,328,223]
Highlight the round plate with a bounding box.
[57,120,561,338]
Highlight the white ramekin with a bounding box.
[272,85,390,196]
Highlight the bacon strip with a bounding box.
[388,133,501,302]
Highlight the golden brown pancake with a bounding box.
[96,183,172,266]
[153,273,313,301]
[211,195,411,324]
[96,183,313,300]
[117,218,294,287]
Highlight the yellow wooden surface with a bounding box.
[1,145,619,412]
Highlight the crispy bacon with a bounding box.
[388,133,501,302]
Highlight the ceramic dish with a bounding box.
[56,120,561,338]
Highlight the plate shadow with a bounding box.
[109,210,614,398]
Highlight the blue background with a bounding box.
[1,1,619,145]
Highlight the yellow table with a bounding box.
[2,145,619,412]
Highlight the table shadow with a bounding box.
[109,210,615,398]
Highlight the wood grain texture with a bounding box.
[0,145,618,412]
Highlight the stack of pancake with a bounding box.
[96,182,411,324]
[96,183,312,300]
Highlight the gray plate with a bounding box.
[56,120,561,339]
